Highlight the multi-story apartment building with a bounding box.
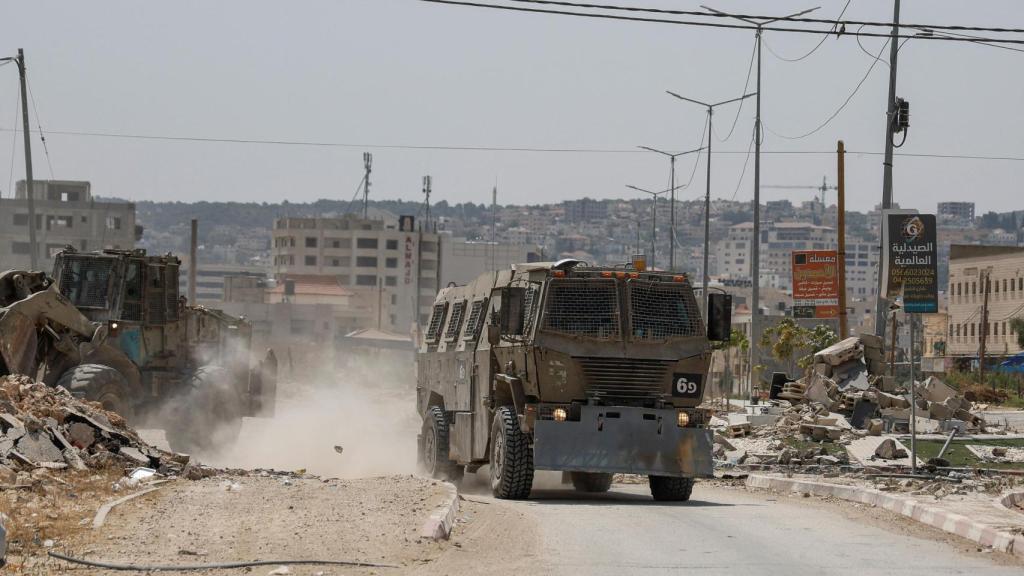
[937,202,975,227]
[946,245,1024,361]
[270,214,439,329]
[177,263,269,304]
[0,180,137,270]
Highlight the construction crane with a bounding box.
[763,176,838,207]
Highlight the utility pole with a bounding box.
[702,2,819,404]
[16,49,38,269]
[666,91,754,309]
[362,152,373,219]
[189,219,198,304]
[980,270,991,389]
[491,185,497,271]
[626,184,684,269]
[837,141,849,338]
[423,175,432,231]
[637,146,704,271]
[875,0,902,337]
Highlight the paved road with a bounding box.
[434,478,1021,576]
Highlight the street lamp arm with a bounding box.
[666,90,709,108]
[713,92,758,107]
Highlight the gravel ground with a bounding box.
[51,474,453,575]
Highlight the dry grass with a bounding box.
[1,465,125,573]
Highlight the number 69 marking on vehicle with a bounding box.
[672,373,704,398]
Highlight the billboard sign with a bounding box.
[882,211,938,314]
[791,250,839,318]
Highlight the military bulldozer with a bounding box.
[416,259,730,501]
[0,247,276,453]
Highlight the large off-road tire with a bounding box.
[57,364,136,422]
[420,406,463,481]
[490,406,534,500]
[649,476,694,502]
[571,472,614,493]
[165,366,243,454]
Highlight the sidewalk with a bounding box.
[746,472,1024,557]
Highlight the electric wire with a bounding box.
[680,115,709,190]
[730,132,756,201]
[48,551,399,572]
[762,36,888,141]
[0,126,1021,162]
[713,36,756,143]
[420,1,1024,45]
[498,0,1024,36]
[6,94,19,199]
[26,79,54,179]
[761,0,851,63]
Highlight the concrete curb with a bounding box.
[420,481,459,540]
[995,491,1024,515]
[746,474,1024,557]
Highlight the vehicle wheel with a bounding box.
[420,406,462,481]
[490,406,534,500]
[649,476,694,501]
[571,472,613,493]
[57,363,136,422]
[166,366,243,454]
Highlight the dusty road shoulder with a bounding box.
[53,474,458,575]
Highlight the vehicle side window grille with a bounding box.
[165,263,179,321]
[445,300,467,342]
[147,265,166,325]
[463,299,487,341]
[120,260,144,321]
[425,302,448,344]
[57,256,114,309]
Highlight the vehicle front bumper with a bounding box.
[532,405,713,478]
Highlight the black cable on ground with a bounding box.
[48,551,400,571]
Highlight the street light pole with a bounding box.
[637,146,704,272]
[666,91,755,311]
[701,4,819,394]
[627,183,687,270]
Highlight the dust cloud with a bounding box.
[202,349,421,478]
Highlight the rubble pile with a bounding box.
[0,375,209,480]
[711,334,997,469]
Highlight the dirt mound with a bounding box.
[962,385,1009,404]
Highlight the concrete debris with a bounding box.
[874,438,908,460]
[814,337,863,367]
[0,512,7,567]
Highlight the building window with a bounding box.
[1004,279,1008,292]
[356,238,378,249]
[970,324,975,337]
[330,239,343,248]
[386,239,398,250]
[385,276,397,287]
[306,237,318,248]
[106,216,122,230]
[81,216,88,224]
[385,257,398,268]
[305,255,317,266]
[356,256,378,267]
[356,275,377,286]
[13,214,28,226]
[337,274,350,285]
[11,241,31,255]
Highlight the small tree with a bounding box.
[1010,317,1024,350]
[760,318,839,375]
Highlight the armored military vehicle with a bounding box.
[416,258,728,500]
[0,248,276,452]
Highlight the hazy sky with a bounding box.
[0,0,1021,213]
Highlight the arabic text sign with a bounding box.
[884,213,938,314]
[792,250,839,318]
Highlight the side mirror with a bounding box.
[486,324,501,346]
[707,292,732,342]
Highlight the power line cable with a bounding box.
[730,132,756,201]
[1,126,1022,162]
[763,36,888,141]
[713,36,756,143]
[680,115,709,190]
[498,0,1024,36]
[762,0,851,63]
[422,0,1024,45]
[26,79,54,179]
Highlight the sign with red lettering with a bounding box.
[792,250,839,318]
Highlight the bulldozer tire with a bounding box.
[649,476,694,502]
[490,406,534,500]
[570,472,613,493]
[165,366,243,454]
[57,364,136,422]
[420,406,462,481]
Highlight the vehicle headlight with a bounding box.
[677,411,690,427]
[553,408,567,422]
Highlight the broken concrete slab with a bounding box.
[921,376,957,404]
[67,421,96,449]
[814,337,863,366]
[15,431,64,463]
[874,438,907,460]
[846,436,922,467]
[859,333,885,350]
[834,360,870,391]
[868,419,884,435]
[117,446,152,467]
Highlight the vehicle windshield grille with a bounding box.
[542,279,619,339]
[628,280,703,340]
[57,257,114,309]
